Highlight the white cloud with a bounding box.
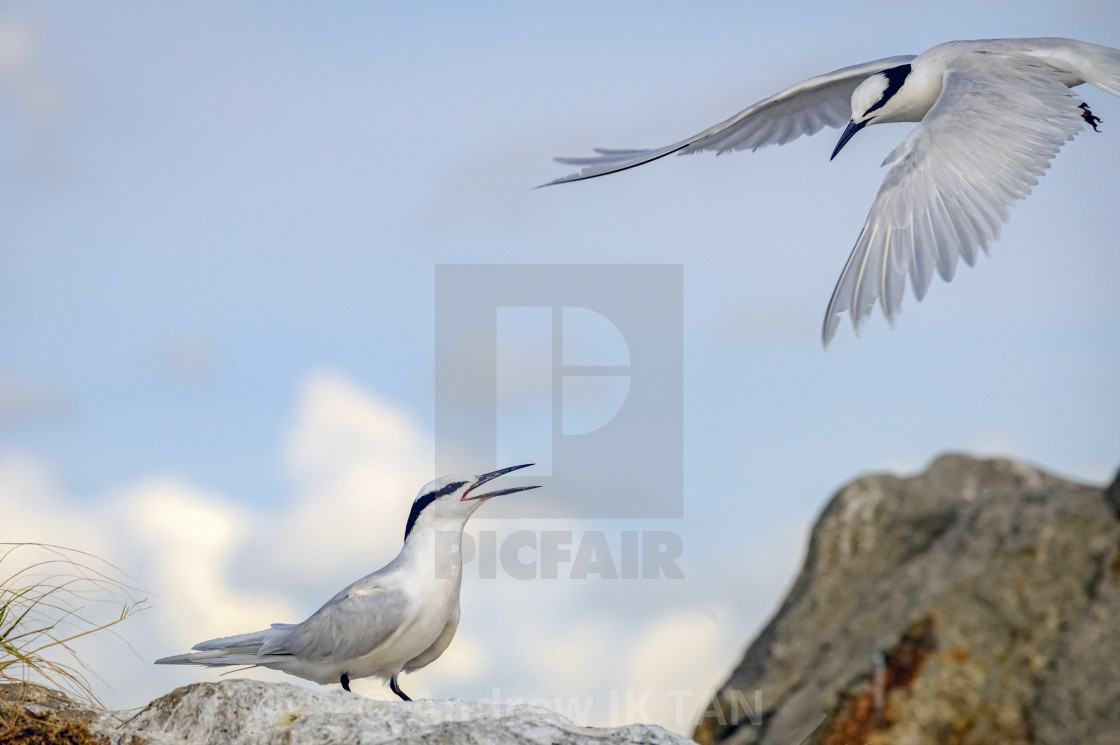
[244,369,433,589]
[120,479,295,645]
[622,607,735,732]
[0,453,96,550]
[284,369,430,486]
[521,618,615,688]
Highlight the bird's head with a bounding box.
[832,63,913,160]
[403,464,540,541]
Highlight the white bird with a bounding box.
[155,464,540,701]
[546,38,1120,344]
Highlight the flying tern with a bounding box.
[546,38,1120,344]
[156,464,540,701]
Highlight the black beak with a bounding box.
[831,119,867,161]
[462,463,541,501]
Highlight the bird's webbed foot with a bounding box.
[340,673,352,692]
[1081,102,1102,132]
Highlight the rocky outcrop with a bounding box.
[0,683,107,745]
[1,679,695,745]
[694,454,1120,745]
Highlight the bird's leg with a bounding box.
[1080,103,1102,132]
[389,675,412,702]
[340,673,352,692]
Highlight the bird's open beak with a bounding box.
[461,463,541,501]
[831,119,868,161]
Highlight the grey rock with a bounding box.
[93,679,695,745]
[694,454,1120,745]
[1104,464,1120,520]
[0,682,115,743]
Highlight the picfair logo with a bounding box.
[435,265,682,518]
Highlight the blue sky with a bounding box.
[2,1,1118,734]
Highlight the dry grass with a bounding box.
[0,542,148,726]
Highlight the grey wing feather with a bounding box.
[155,627,286,666]
[821,64,1086,345]
[190,628,277,653]
[262,583,410,664]
[155,650,292,666]
[545,55,916,185]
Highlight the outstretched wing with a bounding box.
[821,61,1087,345]
[545,56,915,185]
[262,581,410,664]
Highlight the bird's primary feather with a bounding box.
[547,55,916,184]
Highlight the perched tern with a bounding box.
[156,464,540,701]
[546,38,1120,344]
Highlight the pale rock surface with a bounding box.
[95,679,697,745]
